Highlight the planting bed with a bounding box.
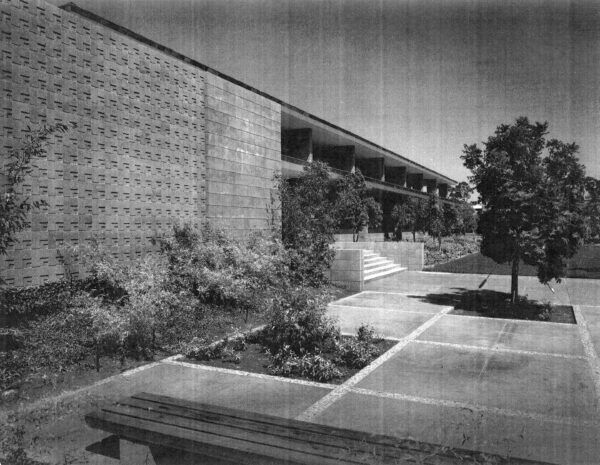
[184,336,397,385]
[448,290,575,324]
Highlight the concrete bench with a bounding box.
[85,392,541,464]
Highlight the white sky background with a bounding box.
[49,0,600,182]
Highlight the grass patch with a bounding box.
[427,245,600,279]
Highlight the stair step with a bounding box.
[364,265,407,282]
[364,262,400,275]
[364,257,389,267]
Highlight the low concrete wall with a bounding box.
[334,233,385,243]
[334,241,424,271]
[330,249,364,291]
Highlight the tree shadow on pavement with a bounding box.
[405,288,565,322]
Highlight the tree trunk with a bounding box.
[438,234,442,250]
[412,228,416,242]
[95,341,100,372]
[510,256,519,304]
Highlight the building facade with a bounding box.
[0,0,455,286]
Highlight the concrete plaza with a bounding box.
[5,271,600,464]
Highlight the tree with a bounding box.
[442,202,460,236]
[275,161,338,284]
[424,193,444,248]
[335,169,382,242]
[462,117,588,303]
[449,181,473,202]
[391,196,426,241]
[447,182,478,234]
[1,123,73,258]
[584,176,600,242]
[391,201,415,241]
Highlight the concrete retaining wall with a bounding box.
[330,249,364,291]
[334,233,385,243]
[335,241,424,271]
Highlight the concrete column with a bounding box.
[355,157,385,181]
[438,183,448,198]
[425,179,438,195]
[406,173,423,191]
[314,145,355,172]
[281,128,312,162]
[385,167,407,187]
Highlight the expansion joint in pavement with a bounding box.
[295,305,454,422]
[349,387,600,428]
[413,339,587,361]
[572,305,600,415]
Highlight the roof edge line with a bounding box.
[59,2,457,185]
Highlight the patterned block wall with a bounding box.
[1,0,208,286]
[205,74,281,238]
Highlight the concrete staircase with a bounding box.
[363,250,406,282]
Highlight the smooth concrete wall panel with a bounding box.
[205,74,281,239]
[330,249,363,291]
[335,241,424,271]
[1,0,210,286]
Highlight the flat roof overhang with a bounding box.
[282,107,457,187]
[281,157,459,205]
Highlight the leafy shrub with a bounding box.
[258,287,339,356]
[0,305,95,390]
[154,224,290,322]
[298,354,342,382]
[184,337,227,361]
[184,335,245,364]
[1,123,74,265]
[337,338,381,369]
[0,279,80,326]
[267,345,342,382]
[336,325,382,369]
[275,162,338,285]
[356,323,376,343]
[425,235,481,266]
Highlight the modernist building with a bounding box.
[1,0,456,286]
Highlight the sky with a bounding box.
[50,0,600,182]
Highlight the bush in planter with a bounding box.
[154,224,291,322]
[259,287,339,357]
[267,345,342,382]
[336,324,382,369]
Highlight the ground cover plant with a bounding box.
[424,234,481,267]
[184,321,394,384]
[182,282,391,384]
[1,223,343,404]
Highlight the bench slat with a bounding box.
[86,393,546,465]
[132,392,428,453]
[118,395,406,461]
[86,407,392,465]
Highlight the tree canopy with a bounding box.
[462,117,588,303]
[391,196,426,241]
[276,161,338,284]
[335,169,382,242]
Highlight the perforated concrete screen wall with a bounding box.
[0,0,281,286]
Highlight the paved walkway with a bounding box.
[319,272,600,464]
[5,271,600,464]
